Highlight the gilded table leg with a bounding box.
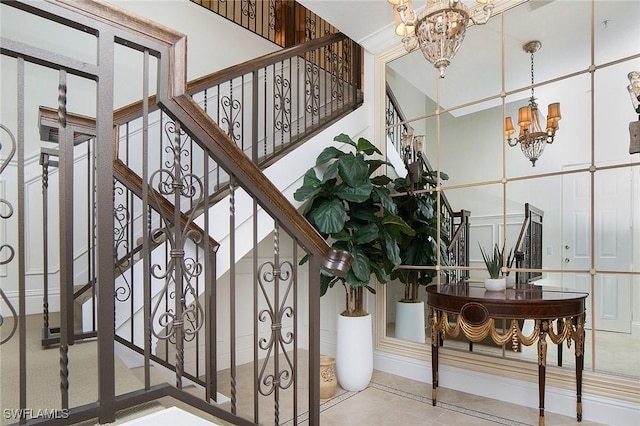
[537,320,548,426]
[575,314,585,422]
[430,307,439,406]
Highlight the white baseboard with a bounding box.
[632,321,640,336]
[1,289,59,316]
[373,350,639,425]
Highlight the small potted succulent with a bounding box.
[479,243,513,291]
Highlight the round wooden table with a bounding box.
[426,282,588,426]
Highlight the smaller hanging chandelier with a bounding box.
[505,41,561,167]
[388,0,495,78]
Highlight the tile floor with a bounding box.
[0,315,615,425]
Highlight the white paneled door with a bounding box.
[562,166,632,333]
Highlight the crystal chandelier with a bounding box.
[388,0,495,78]
[505,41,561,167]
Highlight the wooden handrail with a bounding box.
[165,93,352,276]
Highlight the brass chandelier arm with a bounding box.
[469,3,495,25]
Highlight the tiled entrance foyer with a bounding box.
[123,369,602,426]
[308,371,601,426]
[1,315,604,425]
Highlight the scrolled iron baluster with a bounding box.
[268,0,282,32]
[305,63,320,118]
[305,16,316,41]
[241,0,256,19]
[148,123,205,367]
[113,182,132,302]
[220,95,242,144]
[257,259,295,398]
[274,72,291,134]
[0,124,17,345]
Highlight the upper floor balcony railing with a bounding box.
[191,0,339,48]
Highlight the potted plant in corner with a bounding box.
[479,243,514,292]
[390,168,450,343]
[294,133,414,391]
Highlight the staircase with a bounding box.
[0,1,364,424]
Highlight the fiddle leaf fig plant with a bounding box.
[391,169,450,303]
[294,134,414,316]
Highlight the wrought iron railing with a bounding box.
[385,85,470,280]
[0,2,353,426]
[191,0,338,48]
[115,32,362,206]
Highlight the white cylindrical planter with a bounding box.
[395,301,425,343]
[335,313,373,391]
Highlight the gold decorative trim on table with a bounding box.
[429,307,584,355]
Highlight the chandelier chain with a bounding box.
[530,50,535,100]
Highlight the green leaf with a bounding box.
[371,174,392,186]
[367,159,391,175]
[309,198,347,234]
[373,187,397,215]
[415,195,434,219]
[353,223,379,244]
[370,262,390,284]
[316,146,344,166]
[331,229,351,242]
[320,273,339,297]
[382,214,415,237]
[337,154,368,187]
[351,203,377,222]
[293,169,321,202]
[321,160,339,183]
[382,230,401,266]
[333,133,357,148]
[334,181,372,202]
[356,137,381,156]
[345,269,369,288]
[350,246,372,282]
